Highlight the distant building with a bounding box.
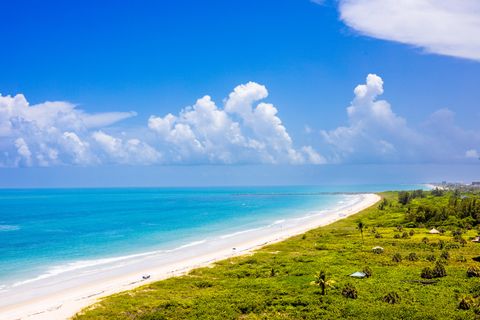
[472,182,480,186]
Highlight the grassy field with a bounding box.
[74,191,480,319]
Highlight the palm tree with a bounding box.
[357,221,365,244]
[311,270,335,295]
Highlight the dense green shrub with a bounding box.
[392,253,402,263]
[194,281,213,288]
[438,240,446,249]
[426,254,436,262]
[467,266,480,277]
[433,261,447,278]
[363,266,373,278]
[342,283,358,299]
[458,296,475,310]
[440,251,450,260]
[383,291,401,304]
[407,252,419,261]
[445,243,460,250]
[422,237,429,244]
[421,267,434,279]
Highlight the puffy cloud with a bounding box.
[0,83,324,167]
[337,0,480,61]
[149,84,322,164]
[14,138,32,166]
[321,74,480,163]
[301,146,326,164]
[321,74,421,162]
[92,131,161,165]
[0,93,136,167]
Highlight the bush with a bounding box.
[393,234,401,239]
[363,266,373,278]
[433,261,447,278]
[378,199,388,210]
[445,243,460,250]
[471,284,480,298]
[438,240,445,249]
[422,237,429,244]
[440,251,450,260]
[401,231,410,239]
[409,230,415,236]
[342,283,358,299]
[452,229,463,237]
[375,232,382,239]
[407,252,419,261]
[383,291,401,304]
[270,268,276,277]
[458,296,475,310]
[392,253,402,263]
[426,254,436,262]
[467,266,480,277]
[194,281,213,288]
[421,267,434,279]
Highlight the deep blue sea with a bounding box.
[0,185,426,290]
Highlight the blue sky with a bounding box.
[0,0,479,186]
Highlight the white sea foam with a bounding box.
[11,252,159,288]
[166,240,207,252]
[10,240,210,288]
[219,227,265,239]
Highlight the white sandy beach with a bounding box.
[0,193,380,320]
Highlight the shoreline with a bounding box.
[0,193,380,320]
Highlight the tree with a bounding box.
[357,220,365,244]
[398,191,411,205]
[312,270,335,296]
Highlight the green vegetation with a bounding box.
[74,190,480,320]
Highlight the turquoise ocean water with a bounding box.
[0,185,425,291]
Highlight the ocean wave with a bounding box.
[0,225,20,232]
[219,227,265,239]
[11,250,163,288]
[10,239,210,288]
[166,240,207,252]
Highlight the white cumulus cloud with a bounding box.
[337,0,480,61]
[0,93,136,167]
[0,83,324,167]
[149,83,322,164]
[321,74,480,163]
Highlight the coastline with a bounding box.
[0,193,380,320]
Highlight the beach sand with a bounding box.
[0,193,380,320]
